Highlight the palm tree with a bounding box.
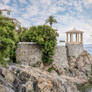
[45,16,57,27]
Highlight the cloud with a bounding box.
[84,0,92,4]
[22,5,39,18]
[1,0,10,4]
[40,0,51,6]
[82,0,92,8]
[0,0,92,44]
[19,0,27,4]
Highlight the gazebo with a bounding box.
[66,28,84,44]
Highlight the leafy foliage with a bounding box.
[45,16,57,27]
[21,25,58,65]
[0,15,19,66]
[48,66,55,72]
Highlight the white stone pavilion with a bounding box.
[66,28,84,44]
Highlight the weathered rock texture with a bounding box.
[16,42,42,65]
[53,46,68,68]
[68,51,92,79]
[53,46,69,75]
[0,50,92,92]
[16,42,68,68]
[66,43,83,58]
[2,42,91,92]
[0,64,84,92]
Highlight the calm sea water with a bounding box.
[84,44,92,56]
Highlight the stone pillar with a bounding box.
[76,33,78,43]
[76,33,77,43]
[81,33,83,43]
[70,33,72,43]
[78,33,79,43]
[79,34,80,43]
[71,33,73,43]
[66,33,68,43]
[77,34,79,43]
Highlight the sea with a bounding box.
[84,44,92,56]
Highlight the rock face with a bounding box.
[66,43,83,58]
[16,42,42,65]
[68,51,92,79]
[53,46,69,75]
[0,64,81,92]
[16,42,68,68]
[0,50,92,92]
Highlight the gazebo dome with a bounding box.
[66,28,84,34]
[66,28,84,44]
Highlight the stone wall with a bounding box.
[53,46,68,68]
[16,42,42,65]
[16,42,68,68]
[66,43,83,58]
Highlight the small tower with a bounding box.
[66,28,84,58]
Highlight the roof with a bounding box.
[66,28,84,33]
[0,9,11,12]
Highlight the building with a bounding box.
[16,28,84,65]
[66,28,84,58]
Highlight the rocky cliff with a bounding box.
[0,50,92,92]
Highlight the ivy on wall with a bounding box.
[21,25,58,65]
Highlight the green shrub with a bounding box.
[48,67,55,72]
[21,25,58,65]
[0,15,19,65]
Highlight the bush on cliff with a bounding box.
[0,15,19,66]
[21,25,58,65]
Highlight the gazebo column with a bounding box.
[69,33,71,42]
[77,34,79,43]
[81,33,83,43]
[79,33,80,43]
[66,33,68,43]
[70,33,71,42]
[66,29,83,44]
[71,33,73,43]
[76,33,77,43]
[76,33,78,43]
[70,33,72,43]
[78,34,79,43]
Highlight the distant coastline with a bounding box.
[84,44,92,55]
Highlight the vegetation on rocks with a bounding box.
[0,11,19,66]
[48,66,55,72]
[21,25,58,65]
[0,11,58,66]
[0,9,92,92]
[78,77,92,92]
[77,64,92,92]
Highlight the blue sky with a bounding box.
[0,0,92,44]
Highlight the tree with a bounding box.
[45,16,57,27]
[19,27,28,41]
[0,11,19,66]
[21,25,58,65]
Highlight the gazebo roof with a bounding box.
[66,28,84,33]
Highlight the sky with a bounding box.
[0,0,92,44]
